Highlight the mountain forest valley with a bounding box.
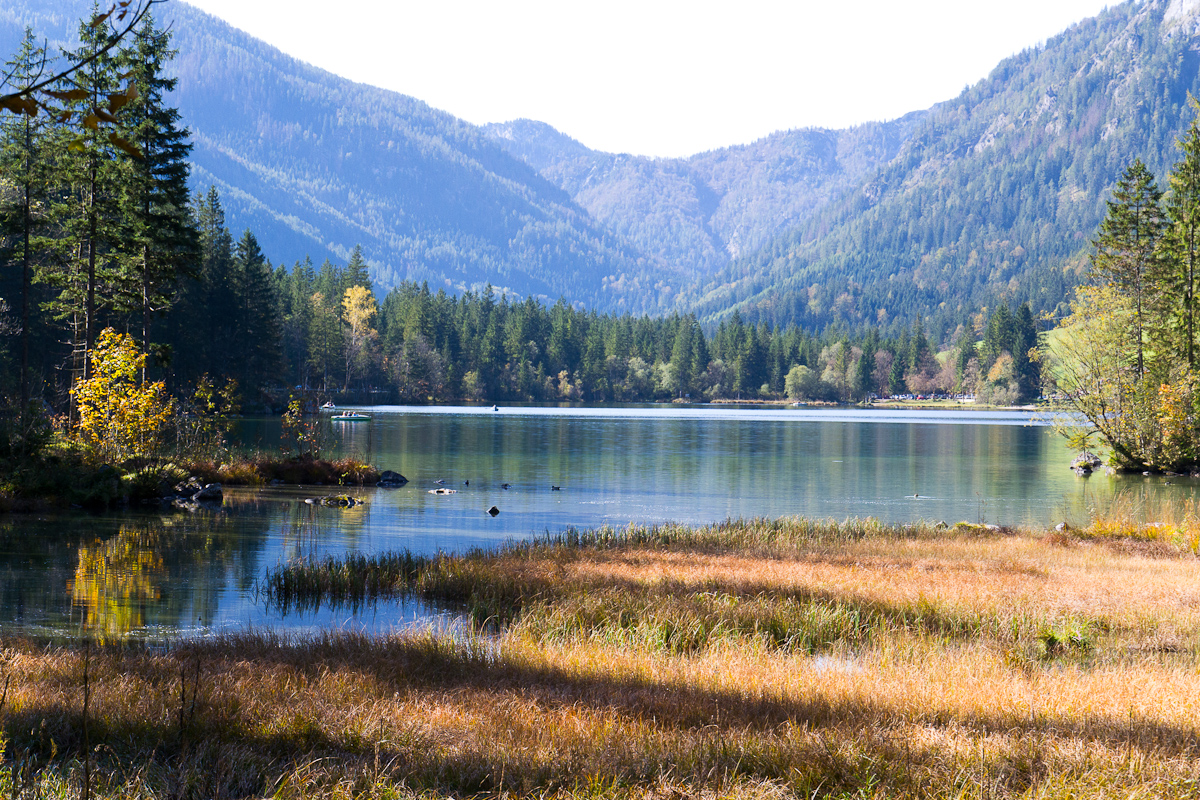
[6,2,1200,799]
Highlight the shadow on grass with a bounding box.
[2,632,1194,798]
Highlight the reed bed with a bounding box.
[1078,488,1200,553]
[7,515,1200,798]
[186,454,379,486]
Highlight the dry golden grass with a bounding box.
[5,517,1200,798]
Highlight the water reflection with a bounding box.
[71,526,165,641]
[0,406,1188,640]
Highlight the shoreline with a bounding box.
[0,452,381,513]
[4,516,1198,798]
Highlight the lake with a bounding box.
[0,404,1182,641]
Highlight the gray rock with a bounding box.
[377,470,408,487]
[1073,465,1092,476]
[1071,451,1103,470]
[192,483,223,502]
[174,476,203,496]
[1055,522,1071,533]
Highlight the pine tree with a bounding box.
[117,13,198,377]
[1012,303,1039,400]
[341,244,372,294]
[0,30,51,405]
[308,289,342,392]
[45,5,130,391]
[1158,106,1200,369]
[282,257,314,387]
[1090,159,1164,377]
[233,230,281,390]
[179,186,235,383]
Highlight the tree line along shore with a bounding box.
[0,7,1048,506]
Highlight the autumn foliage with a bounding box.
[70,327,173,463]
[1050,107,1200,470]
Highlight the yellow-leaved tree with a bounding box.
[71,328,173,463]
[342,285,377,391]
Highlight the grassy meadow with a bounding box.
[3,515,1200,798]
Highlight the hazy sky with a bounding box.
[183,0,1113,158]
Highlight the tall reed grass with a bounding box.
[10,516,1200,798]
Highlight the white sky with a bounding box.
[182,0,1113,158]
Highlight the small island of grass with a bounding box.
[0,330,381,511]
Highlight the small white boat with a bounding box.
[321,402,336,410]
[330,411,370,421]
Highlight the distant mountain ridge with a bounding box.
[684,0,1200,337]
[8,0,1200,335]
[482,113,928,281]
[482,0,1200,339]
[0,0,676,312]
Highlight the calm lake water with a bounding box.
[0,404,1187,641]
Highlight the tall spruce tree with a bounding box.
[342,244,372,294]
[232,230,280,391]
[0,30,51,405]
[1159,109,1200,370]
[1090,160,1164,378]
[1012,303,1039,400]
[46,5,130,390]
[170,186,234,384]
[117,13,198,378]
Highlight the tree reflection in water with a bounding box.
[64,507,271,641]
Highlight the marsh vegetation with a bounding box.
[4,514,1200,798]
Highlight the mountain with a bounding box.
[684,0,1200,339]
[9,0,1200,336]
[482,0,1200,340]
[483,114,927,287]
[0,0,679,313]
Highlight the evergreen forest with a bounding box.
[0,6,1053,439]
[1049,104,1200,471]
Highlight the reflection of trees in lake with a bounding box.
[4,506,277,640]
[70,527,165,641]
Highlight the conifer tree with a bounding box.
[117,13,197,375]
[281,257,314,387]
[308,289,342,392]
[1158,108,1200,369]
[232,230,281,389]
[45,6,130,388]
[177,186,235,382]
[1090,159,1164,378]
[1012,303,1039,400]
[341,244,372,294]
[0,30,51,405]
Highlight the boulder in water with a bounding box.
[192,483,223,502]
[377,470,408,487]
[1070,452,1102,475]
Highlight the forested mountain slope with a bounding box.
[483,114,927,285]
[0,0,677,312]
[8,0,1198,334]
[689,0,1200,339]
